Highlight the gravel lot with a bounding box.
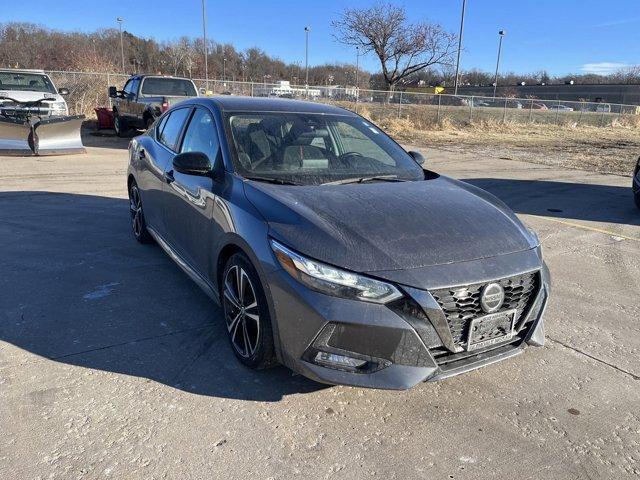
[1,131,639,479]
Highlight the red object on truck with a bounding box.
[94,107,114,130]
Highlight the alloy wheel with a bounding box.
[129,185,143,238]
[223,265,260,358]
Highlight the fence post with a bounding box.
[251,82,254,97]
[502,98,507,123]
[106,72,112,108]
[555,100,560,124]
[578,102,584,126]
[397,91,403,118]
[528,99,534,123]
[600,108,606,127]
[469,96,473,123]
[436,94,441,123]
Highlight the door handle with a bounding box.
[163,170,175,184]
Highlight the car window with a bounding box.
[122,80,133,95]
[227,112,423,184]
[180,108,220,162]
[129,78,140,97]
[0,72,57,93]
[157,108,191,152]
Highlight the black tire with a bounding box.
[144,115,155,131]
[114,113,128,137]
[128,182,153,244]
[221,253,276,369]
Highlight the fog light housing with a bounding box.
[314,352,367,369]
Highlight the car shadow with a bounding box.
[0,191,325,401]
[81,122,138,149]
[463,178,640,227]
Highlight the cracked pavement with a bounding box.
[1,133,639,479]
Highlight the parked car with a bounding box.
[548,104,574,112]
[633,157,640,209]
[595,103,612,113]
[127,97,550,390]
[109,74,198,136]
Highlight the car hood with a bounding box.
[0,90,64,103]
[244,175,538,274]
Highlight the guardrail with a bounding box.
[45,70,640,128]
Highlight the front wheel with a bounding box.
[222,253,276,369]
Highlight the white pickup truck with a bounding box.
[0,68,70,117]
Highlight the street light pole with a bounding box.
[223,57,227,82]
[202,0,209,93]
[355,46,360,103]
[493,30,506,98]
[453,0,467,96]
[116,17,125,74]
[304,26,310,96]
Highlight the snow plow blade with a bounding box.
[32,115,86,155]
[0,116,32,155]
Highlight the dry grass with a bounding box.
[352,105,640,176]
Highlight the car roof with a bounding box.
[190,96,356,116]
[133,74,193,81]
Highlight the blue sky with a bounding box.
[4,0,640,75]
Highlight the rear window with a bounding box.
[140,78,196,96]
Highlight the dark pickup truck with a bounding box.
[108,75,198,136]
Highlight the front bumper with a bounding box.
[266,255,550,390]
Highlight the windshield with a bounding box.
[0,72,56,94]
[226,112,423,185]
[140,77,197,96]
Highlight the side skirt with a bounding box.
[147,226,221,306]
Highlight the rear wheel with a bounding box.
[128,182,153,244]
[114,113,128,137]
[222,253,276,369]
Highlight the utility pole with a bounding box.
[453,0,467,96]
[304,26,310,96]
[202,0,209,93]
[117,17,125,74]
[493,30,506,98]
[355,46,360,103]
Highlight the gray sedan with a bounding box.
[127,97,550,390]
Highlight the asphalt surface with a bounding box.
[1,132,639,479]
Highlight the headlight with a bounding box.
[270,240,403,304]
[49,101,67,113]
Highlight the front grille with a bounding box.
[431,271,540,347]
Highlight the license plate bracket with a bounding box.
[467,309,517,351]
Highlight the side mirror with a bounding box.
[408,150,426,166]
[108,86,118,98]
[58,87,69,95]
[173,151,213,177]
[198,87,206,96]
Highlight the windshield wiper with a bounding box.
[322,175,404,186]
[244,175,302,186]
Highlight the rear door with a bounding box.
[162,106,224,278]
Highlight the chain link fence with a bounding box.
[46,70,640,128]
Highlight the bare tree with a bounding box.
[332,3,456,90]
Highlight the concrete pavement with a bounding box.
[1,135,638,479]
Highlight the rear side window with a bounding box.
[141,78,197,96]
[180,108,220,162]
[157,108,191,152]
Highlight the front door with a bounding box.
[162,106,224,279]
